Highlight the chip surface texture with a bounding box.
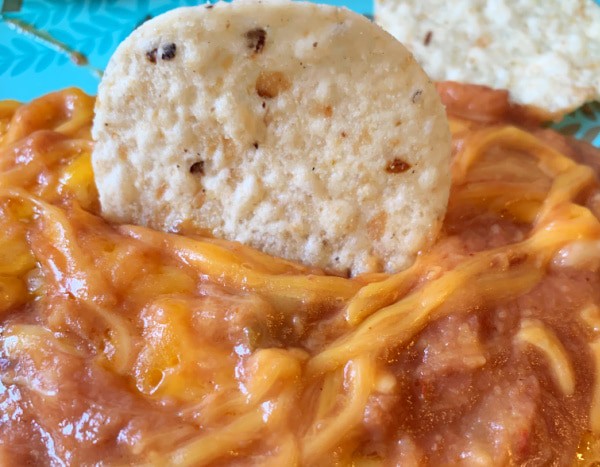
[92,0,451,275]
[375,0,600,115]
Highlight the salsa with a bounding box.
[0,84,600,465]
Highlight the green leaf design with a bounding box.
[1,0,24,13]
[582,103,596,121]
[583,126,600,144]
[558,124,580,136]
[46,27,76,45]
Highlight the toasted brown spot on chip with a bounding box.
[323,105,333,117]
[156,183,167,198]
[386,158,411,173]
[190,161,205,175]
[424,31,433,46]
[161,43,177,60]
[367,211,388,241]
[411,89,423,103]
[475,35,491,48]
[245,28,267,54]
[360,128,372,144]
[146,48,158,63]
[255,71,290,98]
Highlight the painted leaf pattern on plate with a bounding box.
[553,101,600,147]
[0,0,201,75]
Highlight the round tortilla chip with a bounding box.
[92,0,451,275]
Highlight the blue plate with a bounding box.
[1,0,598,147]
